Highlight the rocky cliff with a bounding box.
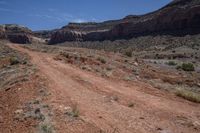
[49,20,122,44]
[49,0,200,44]
[0,24,32,44]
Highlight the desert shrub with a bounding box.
[172,56,177,59]
[10,57,20,65]
[97,57,106,64]
[22,60,27,64]
[176,65,182,70]
[166,61,177,66]
[168,56,172,60]
[71,105,79,117]
[155,54,159,57]
[61,52,69,58]
[172,50,176,53]
[175,89,200,103]
[125,50,132,57]
[40,124,53,133]
[181,63,195,71]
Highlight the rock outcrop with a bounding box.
[7,34,31,44]
[0,24,32,44]
[49,0,200,44]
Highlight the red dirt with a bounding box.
[7,43,200,133]
[0,74,41,133]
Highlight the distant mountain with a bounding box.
[49,0,200,44]
[33,29,58,39]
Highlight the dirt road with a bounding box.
[8,43,200,133]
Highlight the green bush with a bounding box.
[167,61,177,66]
[10,57,20,65]
[181,63,195,71]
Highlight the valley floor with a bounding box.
[1,43,199,133]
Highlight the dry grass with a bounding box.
[175,89,200,103]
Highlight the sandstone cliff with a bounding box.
[49,0,200,44]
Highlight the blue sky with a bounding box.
[0,0,172,31]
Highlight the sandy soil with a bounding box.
[7,43,200,133]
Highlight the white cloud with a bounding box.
[72,19,87,23]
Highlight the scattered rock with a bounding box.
[134,62,138,66]
[64,106,72,114]
[158,129,173,133]
[193,121,200,130]
[14,109,23,115]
